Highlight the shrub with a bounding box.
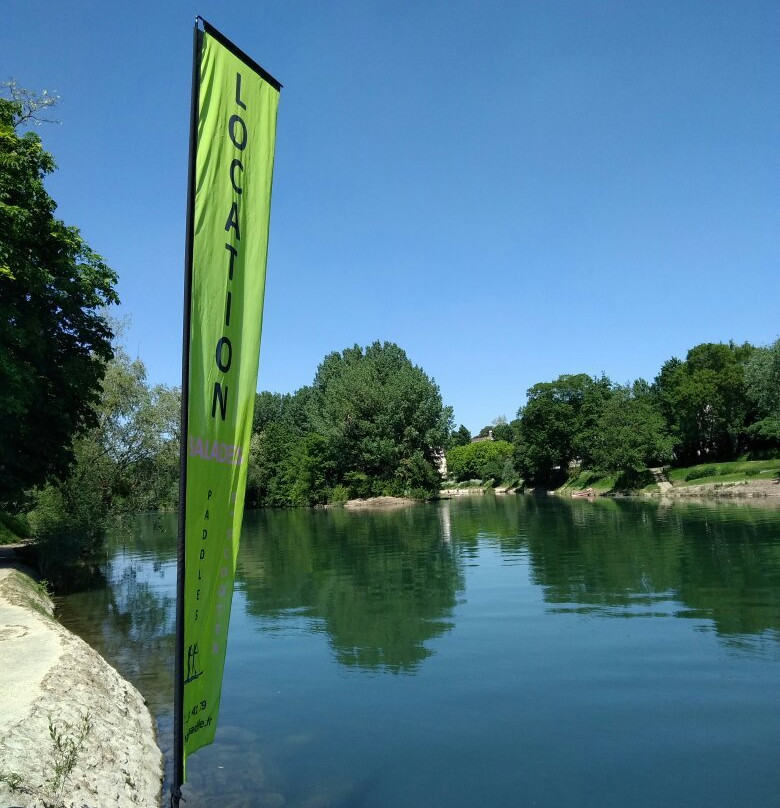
[446,440,514,482]
[684,465,718,481]
[327,485,350,505]
[614,468,654,491]
[27,483,107,588]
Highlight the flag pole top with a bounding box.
[194,15,282,91]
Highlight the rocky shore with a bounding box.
[654,479,780,500]
[340,496,419,509]
[0,561,163,808]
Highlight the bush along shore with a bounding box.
[0,558,163,808]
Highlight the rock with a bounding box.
[0,567,163,808]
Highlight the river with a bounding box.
[56,495,780,808]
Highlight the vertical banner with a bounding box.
[178,18,280,784]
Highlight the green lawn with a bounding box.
[667,458,780,487]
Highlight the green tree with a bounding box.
[586,385,676,473]
[0,88,118,506]
[446,440,514,482]
[28,349,180,582]
[449,424,472,448]
[475,416,513,443]
[744,338,780,447]
[247,388,328,507]
[308,342,452,498]
[653,342,752,463]
[516,374,604,484]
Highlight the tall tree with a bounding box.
[744,338,780,446]
[586,385,675,474]
[517,374,607,483]
[0,89,118,505]
[308,342,452,498]
[653,342,752,463]
[449,424,472,449]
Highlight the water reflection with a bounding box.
[52,498,780,808]
[56,500,780,703]
[445,496,780,648]
[238,506,465,673]
[55,514,178,752]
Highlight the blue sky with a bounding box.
[5,1,778,433]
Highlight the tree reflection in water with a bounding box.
[238,505,466,673]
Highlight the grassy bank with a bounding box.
[557,470,620,494]
[559,458,780,496]
[666,458,780,487]
[0,512,29,546]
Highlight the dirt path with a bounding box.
[649,467,673,493]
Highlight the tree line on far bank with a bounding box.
[445,339,780,489]
[3,84,780,585]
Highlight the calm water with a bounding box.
[56,496,780,808]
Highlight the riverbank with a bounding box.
[651,478,780,500]
[0,556,162,808]
[439,484,521,498]
[559,459,780,501]
[555,480,780,501]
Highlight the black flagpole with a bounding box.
[172,16,202,808]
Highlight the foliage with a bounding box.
[0,90,118,507]
[653,342,753,463]
[744,338,780,416]
[744,338,780,449]
[328,484,350,505]
[584,385,676,473]
[491,421,513,443]
[684,465,719,481]
[309,342,451,496]
[449,424,471,448]
[1,79,59,126]
[0,509,29,544]
[515,374,609,484]
[44,713,93,808]
[446,440,514,482]
[248,342,452,506]
[89,348,180,511]
[475,416,513,443]
[27,478,107,585]
[27,347,179,583]
[246,394,321,507]
[509,340,780,487]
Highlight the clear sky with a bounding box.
[5,1,778,433]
